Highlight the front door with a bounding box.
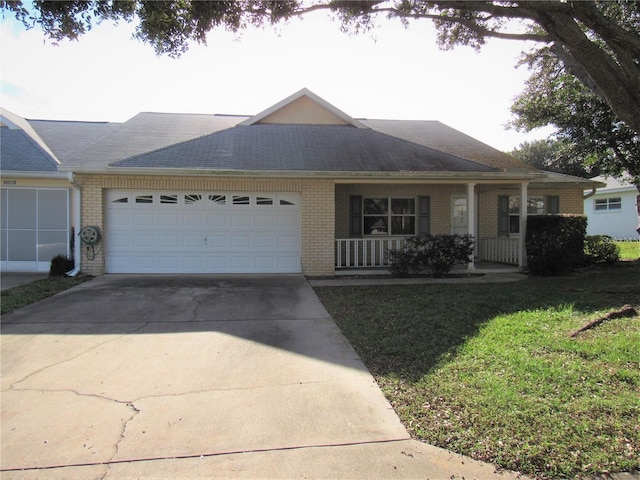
[451,195,468,235]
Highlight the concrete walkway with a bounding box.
[1,274,526,479]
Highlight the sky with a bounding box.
[0,8,552,151]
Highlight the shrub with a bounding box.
[49,255,74,277]
[389,234,474,277]
[388,247,420,277]
[526,215,587,275]
[584,235,620,263]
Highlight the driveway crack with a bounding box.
[6,322,150,391]
[101,400,140,480]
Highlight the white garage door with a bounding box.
[105,191,300,273]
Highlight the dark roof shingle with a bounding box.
[0,127,58,172]
[111,124,497,173]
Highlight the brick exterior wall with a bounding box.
[74,174,585,276]
[74,174,336,276]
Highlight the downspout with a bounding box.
[583,187,597,199]
[66,172,82,277]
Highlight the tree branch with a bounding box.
[292,3,551,43]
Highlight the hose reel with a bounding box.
[79,226,102,260]
[79,226,101,246]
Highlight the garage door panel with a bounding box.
[158,235,180,248]
[158,256,180,269]
[134,214,155,227]
[278,215,298,227]
[206,256,228,269]
[230,235,251,248]
[255,235,275,248]
[278,235,299,248]
[184,235,203,248]
[278,256,300,269]
[158,214,180,226]
[231,214,251,227]
[254,214,275,227]
[106,191,300,273]
[255,256,275,269]
[134,235,154,248]
[183,214,203,227]
[207,214,228,227]
[133,256,155,270]
[206,235,228,248]
[110,213,133,226]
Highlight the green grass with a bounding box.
[616,240,640,260]
[1,276,92,315]
[314,262,640,479]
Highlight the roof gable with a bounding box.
[240,88,367,128]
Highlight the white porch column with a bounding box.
[519,182,528,268]
[467,182,476,270]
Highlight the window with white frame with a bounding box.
[594,197,622,211]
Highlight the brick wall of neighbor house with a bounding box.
[75,174,336,276]
[478,188,585,238]
[335,184,467,238]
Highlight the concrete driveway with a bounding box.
[1,275,524,479]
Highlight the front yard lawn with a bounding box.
[616,240,640,260]
[1,276,92,315]
[314,261,640,479]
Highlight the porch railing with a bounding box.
[335,238,406,268]
[336,236,521,268]
[478,237,519,265]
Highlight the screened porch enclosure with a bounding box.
[0,188,70,272]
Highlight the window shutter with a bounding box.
[498,195,509,236]
[349,195,362,237]
[418,196,431,235]
[547,195,560,214]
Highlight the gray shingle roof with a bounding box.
[0,127,58,172]
[29,112,246,169]
[361,119,537,172]
[110,124,497,173]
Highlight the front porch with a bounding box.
[335,236,522,271]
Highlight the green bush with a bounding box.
[526,215,586,275]
[389,234,474,277]
[49,255,74,277]
[584,235,620,263]
[388,246,420,277]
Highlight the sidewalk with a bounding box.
[308,271,528,287]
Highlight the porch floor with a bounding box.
[334,261,522,276]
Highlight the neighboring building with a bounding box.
[1,88,600,275]
[584,174,639,239]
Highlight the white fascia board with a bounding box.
[0,171,69,180]
[58,165,544,182]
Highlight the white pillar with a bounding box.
[467,182,476,270]
[519,182,528,268]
